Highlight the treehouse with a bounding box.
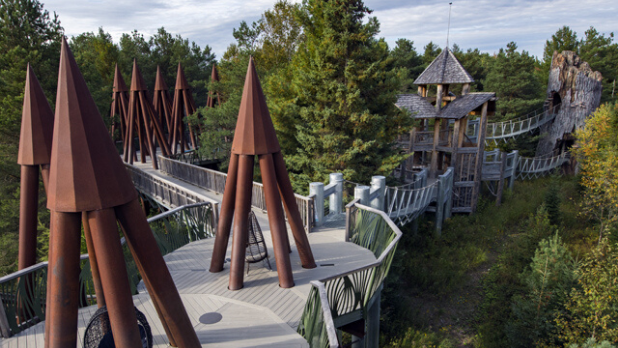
[396,48,496,213]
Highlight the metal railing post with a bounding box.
[354,186,370,206]
[370,176,386,212]
[329,173,343,215]
[310,182,325,227]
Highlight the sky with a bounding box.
[42,0,616,60]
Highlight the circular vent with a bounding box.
[83,306,152,348]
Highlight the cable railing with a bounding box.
[158,155,315,233]
[516,151,570,180]
[298,203,402,348]
[0,202,213,338]
[466,103,561,143]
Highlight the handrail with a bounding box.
[298,203,402,348]
[158,155,314,233]
[0,201,213,337]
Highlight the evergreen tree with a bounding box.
[544,176,562,226]
[543,26,579,64]
[507,233,577,347]
[69,28,119,119]
[579,27,618,103]
[452,44,490,93]
[0,0,63,275]
[557,236,618,344]
[484,42,544,121]
[267,0,412,187]
[422,41,442,67]
[389,38,423,92]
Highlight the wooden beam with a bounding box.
[450,119,461,174]
[435,85,444,112]
[462,83,471,95]
[430,119,442,177]
[471,102,489,212]
[496,151,507,206]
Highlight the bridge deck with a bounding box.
[1,161,376,347]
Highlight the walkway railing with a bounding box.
[467,103,560,144]
[516,151,570,180]
[158,155,314,233]
[298,203,402,348]
[125,164,219,233]
[0,202,214,337]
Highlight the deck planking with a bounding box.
[1,160,376,347]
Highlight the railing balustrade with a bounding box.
[298,203,402,348]
[0,202,213,337]
[158,155,315,233]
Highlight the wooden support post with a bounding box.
[430,119,442,178]
[496,152,507,206]
[462,83,471,95]
[471,102,489,213]
[509,150,519,191]
[435,84,444,111]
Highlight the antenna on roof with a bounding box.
[446,2,453,49]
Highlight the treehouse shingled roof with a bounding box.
[414,48,474,85]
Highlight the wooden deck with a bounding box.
[1,160,376,348]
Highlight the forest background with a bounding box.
[1,0,618,346]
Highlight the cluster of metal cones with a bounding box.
[18,38,201,347]
[18,35,316,345]
[110,59,220,169]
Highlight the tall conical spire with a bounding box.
[154,65,169,91]
[18,64,54,166]
[231,57,280,155]
[210,63,220,82]
[130,59,148,91]
[174,63,191,90]
[47,38,137,212]
[112,64,128,92]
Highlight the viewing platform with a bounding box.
[0,157,385,348]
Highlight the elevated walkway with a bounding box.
[0,157,380,348]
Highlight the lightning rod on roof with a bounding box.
[446,2,453,49]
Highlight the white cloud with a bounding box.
[43,0,616,60]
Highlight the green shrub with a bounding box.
[506,232,578,347]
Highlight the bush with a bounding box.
[506,232,578,347]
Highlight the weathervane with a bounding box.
[447,2,453,48]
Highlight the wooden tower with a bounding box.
[396,48,496,213]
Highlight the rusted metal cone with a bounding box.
[46,38,200,348]
[171,63,198,153]
[206,64,221,108]
[212,57,316,290]
[111,64,130,145]
[125,60,171,169]
[17,63,54,271]
[154,65,173,139]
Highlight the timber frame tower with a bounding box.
[396,48,496,213]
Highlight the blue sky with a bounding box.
[43,0,616,60]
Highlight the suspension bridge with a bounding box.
[466,103,561,144]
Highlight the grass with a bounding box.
[380,175,597,347]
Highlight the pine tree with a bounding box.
[579,27,618,103]
[484,42,544,121]
[544,176,562,226]
[390,38,423,92]
[507,232,578,347]
[267,0,412,186]
[0,0,63,275]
